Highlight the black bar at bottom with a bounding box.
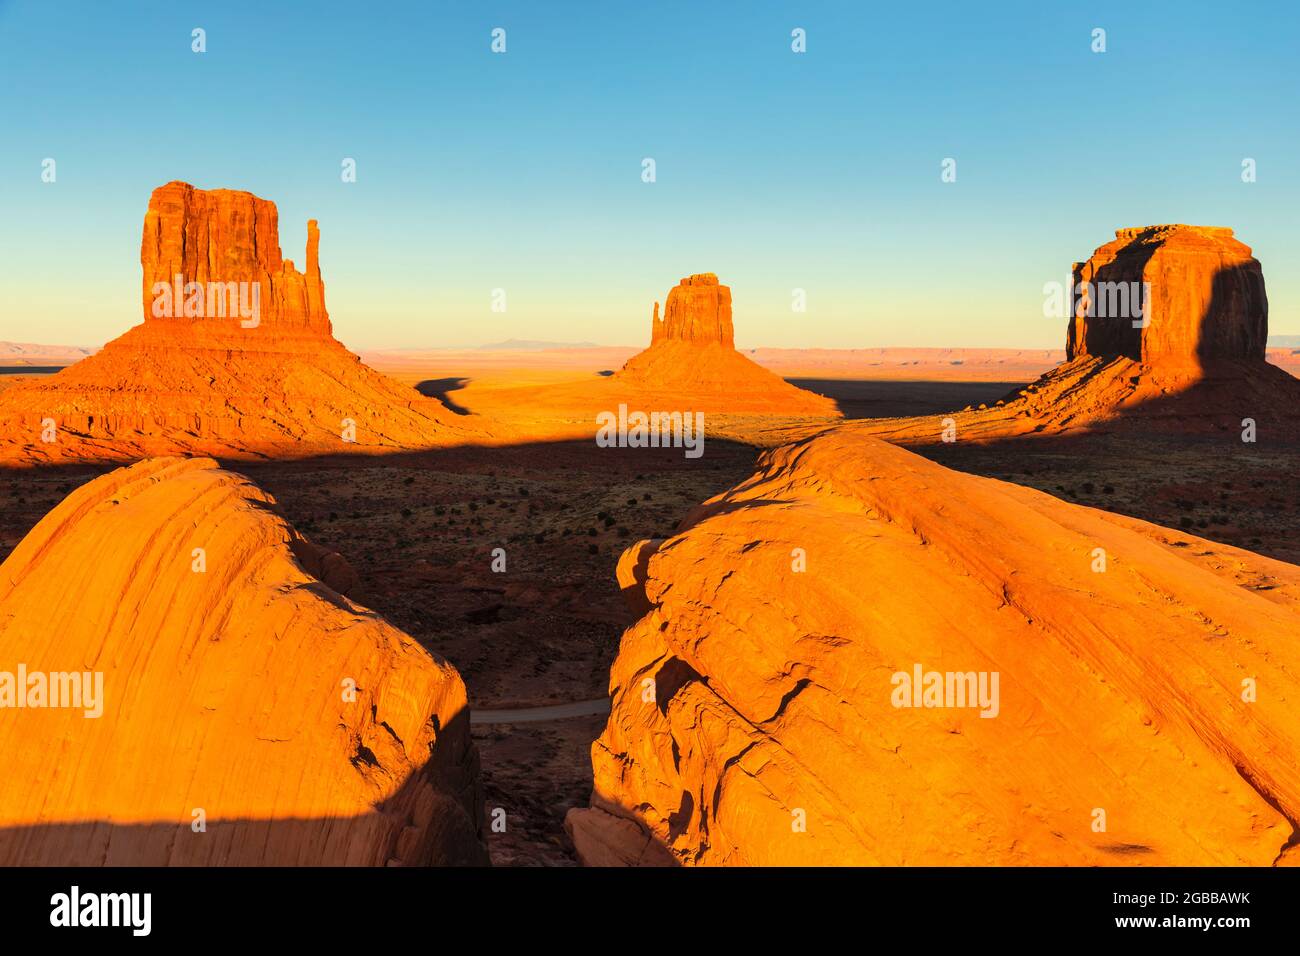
[0,866,1290,942]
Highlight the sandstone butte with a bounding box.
[845,225,1300,446]
[0,181,504,465]
[568,429,1300,865]
[613,273,840,417]
[449,272,842,447]
[0,457,487,866]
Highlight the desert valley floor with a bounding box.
[4,346,1299,865]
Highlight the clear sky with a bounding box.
[1,0,1296,350]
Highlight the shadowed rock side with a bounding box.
[1068,225,1267,364]
[0,457,487,865]
[843,226,1300,446]
[615,274,840,416]
[567,430,1300,865]
[0,182,504,465]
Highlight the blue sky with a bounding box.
[1,0,1296,349]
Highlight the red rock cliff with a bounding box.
[613,273,836,417]
[0,182,504,463]
[650,274,735,347]
[843,225,1297,444]
[1068,225,1267,365]
[140,181,331,334]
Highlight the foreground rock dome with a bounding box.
[0,457,487,865]
[568,431,1300,865]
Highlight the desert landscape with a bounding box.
[5,21,1300,951]
[1,181,1298,873]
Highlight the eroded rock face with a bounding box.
[567,431,1300,865]
[1068,225,1268,365]
[615,273,838,417]
[141,181,330,334]
[0,457,487,866]
[650,274,735,347]
[0,182,501,464]
[840,225,1298,443]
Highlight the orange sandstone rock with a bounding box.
[650,274,735,347]
[844,226,1300,444]
[568,430,1300,866]
[140,181,331,334]
[1069,225,1267,365]
[614,273,838,417]
[0,457,487,866]
[0,182,504,465]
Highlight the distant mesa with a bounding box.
[1068,225,1266,365]
[0,181,503,465]
[0,342,94,364]
[849,224,1300,444]
[0,457,487,865]
[614,273,839,417]
[567,430,1300,865]
[477,339,601,351]
[650,273,734,347]
[140,181,331,334]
